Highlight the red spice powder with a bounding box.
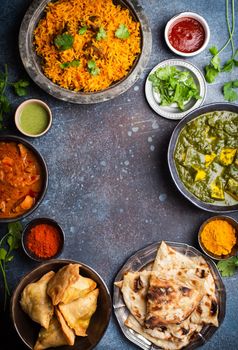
[26,223,62,258]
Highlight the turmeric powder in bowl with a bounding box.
[200,217,237,257]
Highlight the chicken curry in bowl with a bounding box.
[0,138,47,220]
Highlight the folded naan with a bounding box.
[118,271,151,325]
[20,271,55,329]
[58,288,99,336]
[34,317,71,350]
[125,315,201,350]
[145,274,204,327]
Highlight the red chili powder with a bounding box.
[26,223,62,258]
[168,17,205,53]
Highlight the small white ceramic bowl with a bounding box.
[164,12,210,57]
[15,99,52,137]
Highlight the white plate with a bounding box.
[145,59,207,120]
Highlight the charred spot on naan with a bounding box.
[133,276,144,292]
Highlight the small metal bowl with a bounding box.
[22,218,65,262]
[198,216,238,261]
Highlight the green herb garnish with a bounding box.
[115,24,130,40]
[0,222,22,309]
[96,27,107,41]
[54,33,74,51]
[60,60,80,69]
[223,80,238,101]
[205,0,236,83]
[11,79,30,97]
[217,256,238,277]
[149,66,201,111]
[0,64,29,129]
[79,26,88,35]
[87,60,100,76]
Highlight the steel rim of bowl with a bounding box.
[168,102,238,213]
[18,0,152,104]
[21,218,65,261]
[198,215,238,261]
[0,134,48,223]
[10,259,112,350]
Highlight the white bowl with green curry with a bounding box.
[168,103,238,212]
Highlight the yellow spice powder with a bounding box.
[201,219,237,256]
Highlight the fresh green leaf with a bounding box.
[222,59,234,72]
[223,81,238,102]
[12,79,30,96]
[115,24,130,40]
[54,33,74,51]
[209,46,219,56]
[204,64,219,83]
[96,27,107,41]
[0,95,11,113]
[0,221,22,309]
[87,60,100,76]
[78,26,87,35]
[0,248,7,260]
[217,257,238,277]
[232,79,238,87]
[148,66,201,111]
[210,55,221,70]
[60,60,80,69]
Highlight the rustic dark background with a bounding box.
[0,0,237,349]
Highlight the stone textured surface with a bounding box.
[0,0,238,349]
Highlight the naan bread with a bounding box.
[47,264,81,305]
[55,308,75,345]
[20,271,55,329]
[125,315,200,350]
[119,271,151,325]
[145,274,204,327]
[153,241,200,271]
[58,288,99,336]
[34,317,70,350]
[118,242,219,349]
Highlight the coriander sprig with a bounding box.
[205,0,236,83]
[0,64,29,129]
[0,222,23,310]
[217,256,238,277]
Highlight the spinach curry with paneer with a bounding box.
[174,111,238,205]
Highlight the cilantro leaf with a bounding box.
[60,60,80,69]
[223,81,238,101]
[217,257,238,277]
[78,26,87,35]
[209,46,219,56]
[87,60,100,76]
[204,64,219,83]
[0,221,23,309]
[115,24,130,40]
[96,27,107,41]
[222,59,235,72]
[11,79,30,96]
[148,66,201,111]
[54,33,74,51]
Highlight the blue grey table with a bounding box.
[0,0,237,349]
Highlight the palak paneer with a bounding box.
[174,111,238,205]
[0,142,43,218]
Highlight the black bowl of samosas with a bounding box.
[11,260,112,350]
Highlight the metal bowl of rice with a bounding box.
[19,0,152,104]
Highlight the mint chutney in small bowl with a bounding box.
[15,99,52,137]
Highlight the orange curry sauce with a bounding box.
[0,142,43,218]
